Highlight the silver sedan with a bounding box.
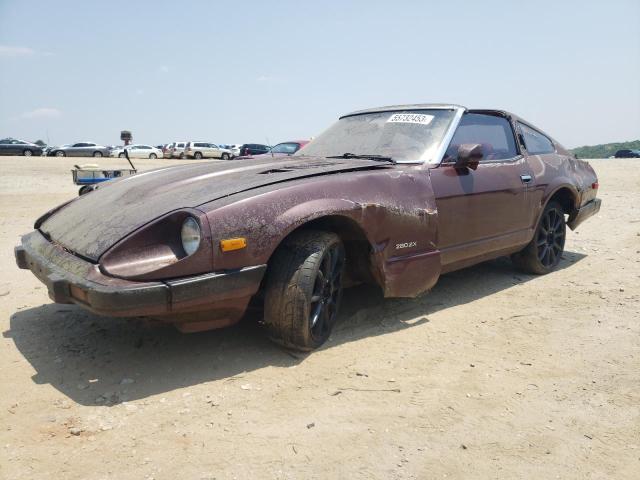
[48,142,111,157]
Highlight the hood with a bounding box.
[40,156,391,261]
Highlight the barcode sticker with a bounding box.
[387,113,434,125]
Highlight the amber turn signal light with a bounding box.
[220,237,247,252]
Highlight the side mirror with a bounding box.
[455,143,483,170]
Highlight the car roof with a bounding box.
[340,103,466,119]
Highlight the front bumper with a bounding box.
[567,198,601,230]
[15,230,266,320]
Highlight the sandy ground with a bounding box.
[0,156,638,479]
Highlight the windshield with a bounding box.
[296,109,456,163]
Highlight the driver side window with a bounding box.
[445,113,518,162]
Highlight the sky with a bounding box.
[0,0,639,148]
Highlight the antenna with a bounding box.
[266,137,274,158]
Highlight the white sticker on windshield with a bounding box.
[387,113,434,125]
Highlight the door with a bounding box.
[429,112,532,268]
[70,143,85,156]
[210,144,221,158]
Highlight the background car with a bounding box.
[112,144,163,159]
[48,142,111,157]
[0,138,44,156]
[253,140,310,158]
[239,143,270,156]
[184,142,232,160]
[161,143,174,158]
[614,149,640,158]
[220,144,242,157]
[168,141,187,158]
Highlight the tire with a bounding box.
[93,151,103,158]
[149,153,157,159]
[221,153,230,160]
[78,185,93,196]
[264,230,346,351]
[23,149,33,157]
[194,152,203,159]
[512,201,566,274]
[118,153,125,158]
[55,151,65,157]
[179,153,185,159]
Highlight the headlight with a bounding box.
[181,217,201,256]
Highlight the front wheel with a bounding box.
[118,152,125,158]
[221,153,230,160]
[264,230,345,351]
[23,149,33,157]
[149,153,157,159]
[55,151,65,157]
[93,151,103,158]
[512,201,566,274]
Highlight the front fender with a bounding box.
[203,170,442,298]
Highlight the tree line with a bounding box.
[571,140,640,158]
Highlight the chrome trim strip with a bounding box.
[428,106,466,165]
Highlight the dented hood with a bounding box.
[40,156,390,261]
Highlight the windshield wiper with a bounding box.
[327,152,396,163]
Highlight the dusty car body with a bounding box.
[15,104,601,350]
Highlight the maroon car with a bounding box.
[15,104,601,351]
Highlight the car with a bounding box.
[253,140,310,158]
[0,138,44,156]
[614,149,640,158]
[48,142,111,157]
[221,144,242,157]
[112,144,163,159]
[161,144,173,158]
[15,103,601,351]
[168,141,188,159]
[184,142,232,160]
[239,143,270,156]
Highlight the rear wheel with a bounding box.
[93,151,103,158]
[512,201,566,274]
[149,153,157,159]
[179,152,185,159]
[221,153,230,160]
[194,152,203,159]
[264,230,345,351]
[118,152,125,158]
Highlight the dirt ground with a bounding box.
[0,156,638,479]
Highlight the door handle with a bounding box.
[520,174,532,184]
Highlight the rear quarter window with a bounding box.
[519,123,555,155]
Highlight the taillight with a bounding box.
[592,182,599,190]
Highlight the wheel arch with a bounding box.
[547,185,578,214]
[266,210,377,288]
[534,183,579,229]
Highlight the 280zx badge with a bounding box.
[395,241,417,250]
